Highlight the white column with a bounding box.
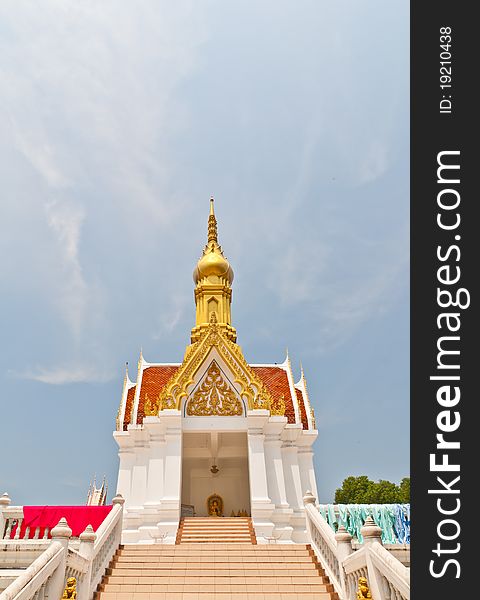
[145,422,166,506]
[130,444,148,509]
[298,448,318,500]
[157,410,182,543]
[247,411,275,542]
[248,430,271,503]
[281,442,303,511]
[264,434,289,507]
[116,449,134,505]
[114,432,135,507]
[297,430,319,501]
[264,418,294,542]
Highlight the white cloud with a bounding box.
[357,140,390,185]
[45,199,88,340]
[12,364,114,385]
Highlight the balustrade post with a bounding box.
[77,525,97,600]
[303,491,316,548]
[112,494,125,545]
[335,526,353,598]
[303,490,316,505]
[49,517,72,600]
[0,492,11,539]
[361,515,383,546]
[361,515,386,600]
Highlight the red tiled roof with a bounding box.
[251,366,297,426]
[295,388,309,430]
[136,366,180,424]
[122,363,310,430]
[122,385,136,431]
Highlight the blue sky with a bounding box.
[0,1,409,504]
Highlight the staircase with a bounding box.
[176,517,256,544]
[95,542,339,599]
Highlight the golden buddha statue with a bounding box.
[207,493,223,517]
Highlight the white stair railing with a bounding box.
[87,495,124,597]
[0,518,72,600]
[0,494,125,600]
[304,491,344,596]
[304,493,410,600]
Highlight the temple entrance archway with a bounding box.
[181,432,251,517]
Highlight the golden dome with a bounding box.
[193,199,234,284]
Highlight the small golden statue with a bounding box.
[356,576,372,599]
[207,493,223,517]
[62,577,77,599]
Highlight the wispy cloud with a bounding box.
[12,364,114,385]
[152,293,190,339]
[357,140,390,185]
[45,200,88,339]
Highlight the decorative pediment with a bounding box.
[158,322,274,412]
[186,360,243,416]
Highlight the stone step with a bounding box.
[177,535,249,544]
[117,554,317,560]
[176,517,256,545]
[109,565,321,573]
[94,543,338,600]
[120,545,310,552]
[97,591,334,600]
[180,523,253,531]
[181,518,251,522]
[106,572,324,580]
[101,584,333,593]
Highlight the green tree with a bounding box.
[399,477,410,503]
[334,475,375,503]
[334,476,410,504]
[371,480,401,503]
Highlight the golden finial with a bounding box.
[191,198,236,342]
[208,197,218,243]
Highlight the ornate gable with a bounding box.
[158,319,275,412]
[186,360,243,416]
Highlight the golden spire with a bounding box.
[191,199,237,343]
[208,198,218,243]
[193,198,233,285]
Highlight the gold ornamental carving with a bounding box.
[144,393,160,416]
[186,361,243,416]
[157,321,274,412]
[356,576,372,599]
[270,393,286,416]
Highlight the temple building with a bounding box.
[114,199,319,543]
[0,200,409,600]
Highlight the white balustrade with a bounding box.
[88,495,124,597]
[0,541,66,600]
[303,492,410,600]
[0,493,125,600]
[303,492,343,596]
